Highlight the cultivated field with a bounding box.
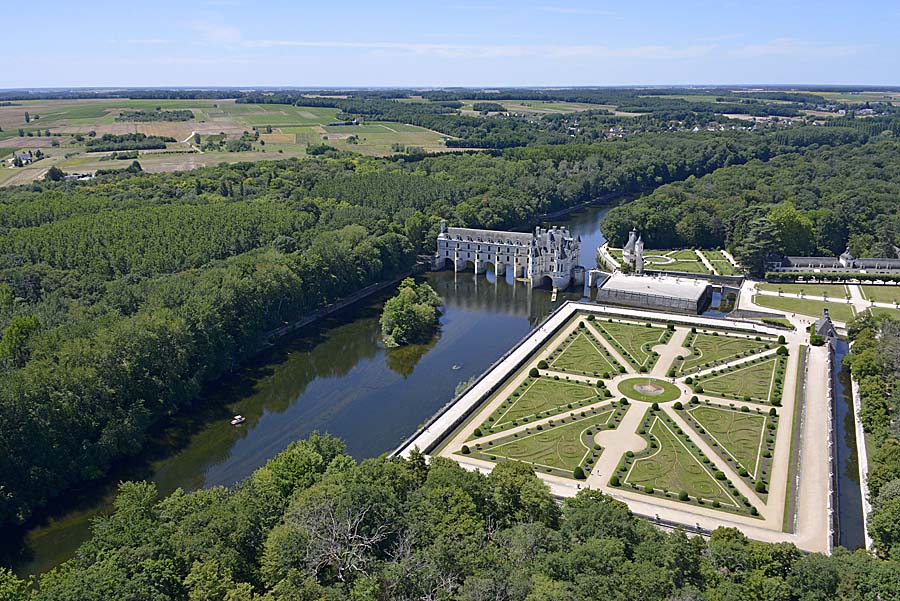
[0,99,460,186]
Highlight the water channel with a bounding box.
[6,204,865,574]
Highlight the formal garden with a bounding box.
[444,309,801,521]
[589,318,672,371]
[673,329,775,376]
[464,402,629,478]
[615,409,757,515]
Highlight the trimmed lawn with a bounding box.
[866,306,900,319]
[625,414,739,507]
[860,285,900,304]
[473,408,615,474]
[686,405,769,479]
[590,320,669,370]
[752,295,856,323]
[481,377,601,431]
[549,329,622,376]
[695,355,784,404]
[757,283,849,297]
[617,378,682,403]
[643,249,713,274]
[677,332,772,375]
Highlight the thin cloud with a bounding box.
[118,38,175,45]
[243,38,715,61]
[535,5,617,16]
[731,38,866,59]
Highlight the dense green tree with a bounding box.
[731,217,780,276]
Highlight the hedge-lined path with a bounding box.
[650,328,690,377]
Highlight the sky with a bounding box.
[5,0,899,88]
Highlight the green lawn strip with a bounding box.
[590,319,671,372]
[679,400,778,496]
[703,251,739,276]
[783,346,806,532]
[437,312,608,452]
[757,282,850,297]
[866,306,900,319]
[693,353,787,405]
[675,330,774,376]
[616,410,758,515]
[860,285,900,304]
[479,376,608,434]
[547,325,623,377]
[617,377,682,403]
[752,295,856,323]
[760,317,794,330]
[465,404,626,479]
[642,250,712,274]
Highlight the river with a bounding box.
[6,204,865,574]
[6,206,605,574]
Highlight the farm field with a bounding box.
[752,294,856,322]
[0,99,461,186]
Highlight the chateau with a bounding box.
[434,220,583,288]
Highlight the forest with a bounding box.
[0,128,823,529]
[600,137,900,274]
[114,110,195,122]
[0,126,890,530]
[84,133,176,152]
[1,434,899,600]
[2,88,900,595]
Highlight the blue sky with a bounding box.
[5,0,899,88]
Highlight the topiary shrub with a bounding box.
[678,490,689,501]
[529,367,540,377]
[651,402,659,411]
[769,408,777,416]
[715,470,726,480]
[573,466,586,480]
[644,485,655,494]
[537,359,548,369]
[778,335,786,344]
[473,428,482,437]
[610,474,620,487]
[777,345,789,356]
[674,401,683,410]
[461,445,470,454]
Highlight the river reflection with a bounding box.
[10,206,609,574]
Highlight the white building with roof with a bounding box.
[596,272,712,314]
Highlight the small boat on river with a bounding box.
[230,415,246,426]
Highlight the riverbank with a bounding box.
[7,204,612,576]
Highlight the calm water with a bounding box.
[833,339,865,550]
[8,206,608,574]
[7,204,867,572]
